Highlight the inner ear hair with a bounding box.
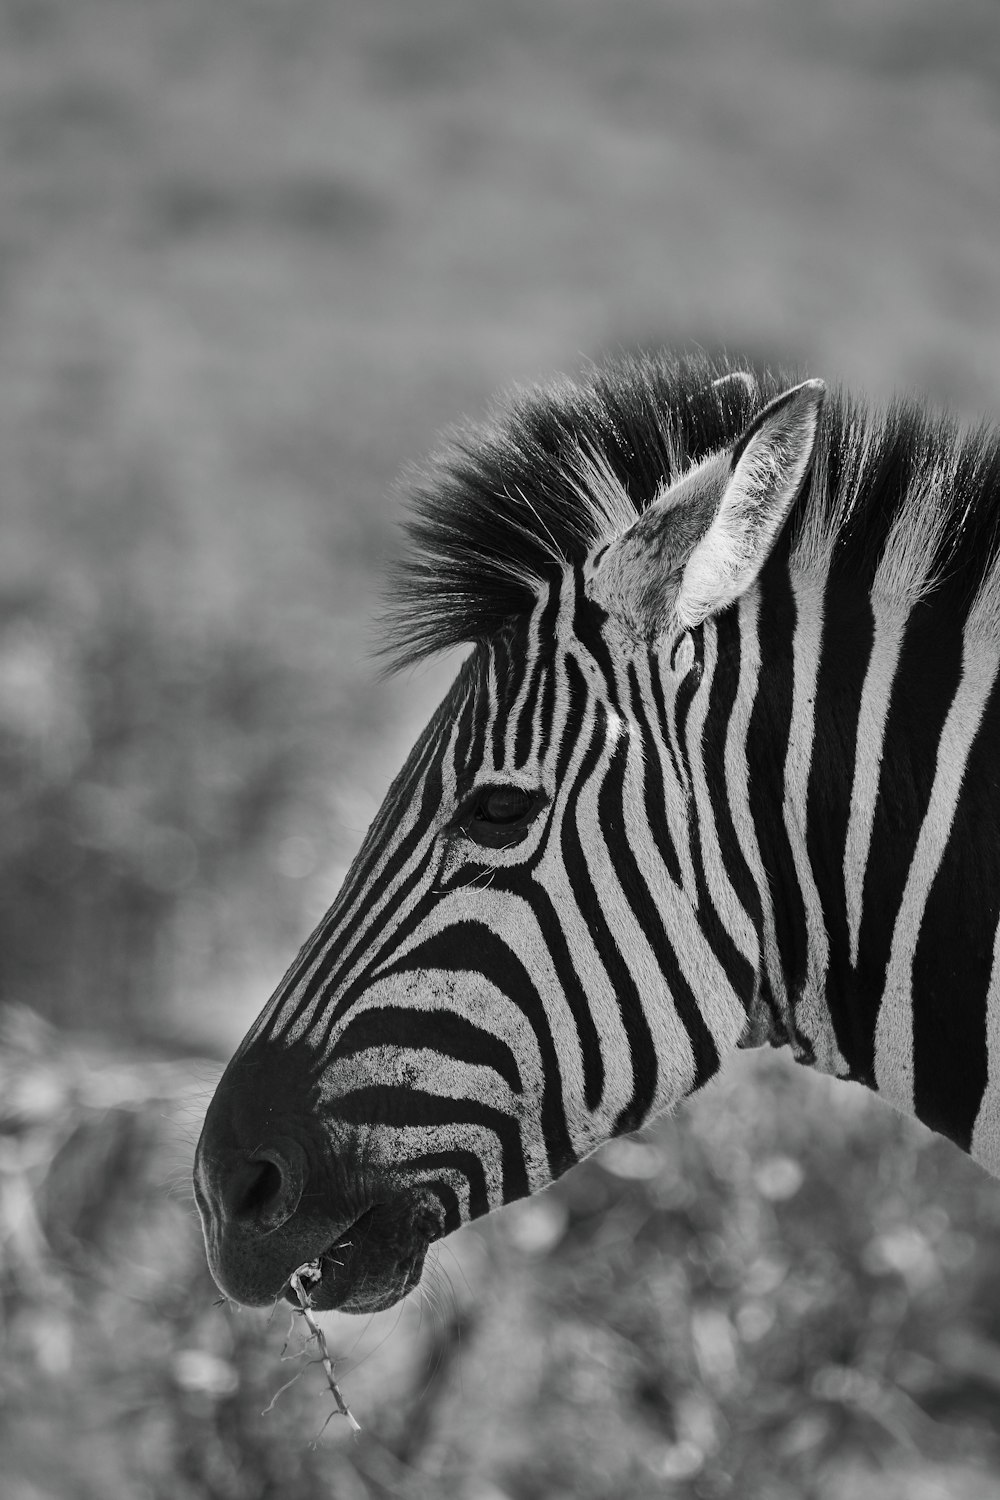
[675,378,826,628]
[587,378,824,640]
[586,377,825,641]
[588,449,732,636]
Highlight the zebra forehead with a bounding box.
[380,349,1000,671]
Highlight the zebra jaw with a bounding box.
[279,1200,442,1315]
[195,1155,445,1313]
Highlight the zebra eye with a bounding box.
[463,785,541,847]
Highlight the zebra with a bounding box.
[195,351,1000,1315]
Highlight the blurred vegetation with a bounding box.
[4,0,1000,1495]
[8,1008,1000,1499]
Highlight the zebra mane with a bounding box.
[382,351,1000,669]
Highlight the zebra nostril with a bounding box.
[229,1149,305,1231]
[237,1159,283,1217]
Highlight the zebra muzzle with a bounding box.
[279,1196,443,1315]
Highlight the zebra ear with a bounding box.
[586,378,825,639]
[711,369,757,403]
[675,378,825,628]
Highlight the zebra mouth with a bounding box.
[283,1199,438,1315]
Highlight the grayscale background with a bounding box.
[3,2,1000,1496]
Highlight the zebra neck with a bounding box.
[733,567,1000,1174]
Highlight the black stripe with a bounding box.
[678,627,755,1015]
[537,662,557,765]
[647,650,687,802]
[704,610,762,963]
[559,717,658,1134]
[912,671,1000,1147]
[254,715,450,1046]
[289,826,442,1053]
[331,1086,529,1204]
[516,586,560,766]
[671,628,703,791]
[804,589,874,1075]
[658,624,755,1037]
[277,688,478,1047]
[553,651,590,785]
[746,567,809,1037]
[308,858,457,1057]
[410,1148,490,1225]
[853,601,965,1084]
[335,1005,523,1097]
[599,731,720,1100]
[523,881,605,1112]
[426,1180,463,1234]
[375,921,577,1181]
[628,660,682,887]
[572,577,624,717]
[514,652,544,767]
[264,732,452,1045]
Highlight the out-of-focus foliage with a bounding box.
[0,592,337,1030]
[6,1009,1000,1498]
[5,0,1000,1494]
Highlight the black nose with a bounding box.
[223,1145,305,1233]
[194,1036,342,1305]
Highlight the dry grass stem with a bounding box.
[288,1265,362,1436]
[260,1365,308,1415]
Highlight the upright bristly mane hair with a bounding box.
[382,351,1000,670]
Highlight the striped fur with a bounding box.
[195,354,1000,1312]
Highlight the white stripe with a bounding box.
[325,1046,523,1117]
[533,720,638,1139]
[508,583,544,760]
[724,590,787,1026]
[531,851,637,1147]
[636,651,696,898]
[482,646,500,775]
[569,711,698,1115]
[530,582,552,757]
[546,572,577,764]
[374,888,593,1147]
[971,910,1000,1175]
[323,970,547,1111]
[783,572,844,1073]
[272,699,469,1042]
[611,635,747,1056]
[367,1122,510,1213]
[685,619,757,965]
[235,711,453,1051]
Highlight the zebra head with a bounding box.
[194,368,825,1314]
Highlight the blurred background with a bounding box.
[4,0,1000,1496]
